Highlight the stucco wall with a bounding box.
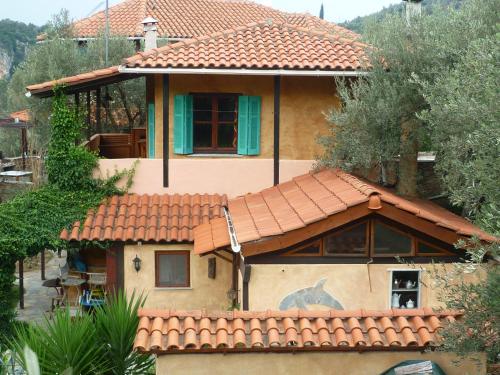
[151,74,337,160]
[124,244,231,310]
[247,263,479,311]
[156,351,485,375]
[96,158,314,197]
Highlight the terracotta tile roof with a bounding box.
[26,66,121,95]
[72,0,358,40]
[124,21,368,71]
[60,193,227,243]
[134,308,460,353]
[194,169,495,254]
[9,110,30,123]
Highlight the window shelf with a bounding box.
[392,288,419,292]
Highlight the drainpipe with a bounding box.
[224,206,241,308]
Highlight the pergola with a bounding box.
[0,110,32,170]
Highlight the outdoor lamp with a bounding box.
[133,255,142,272]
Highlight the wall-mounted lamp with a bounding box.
[133,254,142,272]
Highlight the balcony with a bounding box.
[82,128,146,159]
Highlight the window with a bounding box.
[372,221,412,256]
[155,251,190,287]
[193,94,238,152]
[280,218,454,259]
[389,270,421,309]
[324,222,368,256]
[174,94,261,155]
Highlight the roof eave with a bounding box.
[118,65,370,77]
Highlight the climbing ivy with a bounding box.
[0,87,133,348]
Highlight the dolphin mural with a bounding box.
[279,278,344,310]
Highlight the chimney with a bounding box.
[142,17,158,51]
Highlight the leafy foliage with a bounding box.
[10,291,153,375]
[0,90,132,349]
[321,0,498,199]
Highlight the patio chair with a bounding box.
[87,272,107,299]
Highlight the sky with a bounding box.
[1,0,401,26]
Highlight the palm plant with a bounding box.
[10,309,109,374]
[94,290,154,375]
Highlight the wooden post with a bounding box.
[162,74,170,187]
[20,128,27,170]
[86,91,91,139]
[40,249,46,281]
[96,87,102,134]
[231,252,240,308]
[74,92,80,113]
[19,259,24,309]
[273,75,281,186]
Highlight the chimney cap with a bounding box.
[141,16,158,25]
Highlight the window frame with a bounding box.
[388,269,422,309]
[155,250,191,288]
[192,93,240,154]
[283,239,322,257]
[323,221,370,257]
[416,238,453,256]
[370,220,415,257]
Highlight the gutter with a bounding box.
[118,66,369,77]
[223,206,241,253]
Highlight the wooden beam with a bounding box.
[86,91,91,139]
[40,249,46,280]
[19,259,24,309]
[20,128,27,170]
[74,92,80,114]
[231,252,240,307]
[96,88,102,134]
[273,75,281,185]
[242,264,251,310]
[162,75,170,187]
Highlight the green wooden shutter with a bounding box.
[147,102,155,158]
[237,96,261,155]
[173,94,193,154]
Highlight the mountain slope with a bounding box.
[341,0,464,33]
[0,19,41,78]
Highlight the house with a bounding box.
[27,3,494,373]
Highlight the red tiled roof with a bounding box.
[124,21,368,71]
[134,308,460,353]
[9,110,30,123]
[60,193,227,243]
[26,66,120,95]
[72,0,358,40]
[194,169,495,254]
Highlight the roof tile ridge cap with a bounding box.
[292,173,329,217]
[336,169,380,197]
[274,181,307,228]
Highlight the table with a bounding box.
[61,278,86,306]
[0,170,32,181]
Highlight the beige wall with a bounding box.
[124,244,231,310]
[247,263,479,311]
[96,158,314,197]
[157,351,486,375]
[151,74,338,160]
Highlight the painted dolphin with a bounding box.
[279,278,344,310]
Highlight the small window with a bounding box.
[285,241,321,256]
[390,270,421,309]
[155,251,190,287]
[324,222,368,256]
[193,94,238,153]
[417,240,450,256]
[373,221,412,256]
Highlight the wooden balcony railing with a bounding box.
[82,128,146,159]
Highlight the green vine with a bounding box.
[0,87,134,348]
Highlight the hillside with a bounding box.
[341,0,463,33]
[0,19,41,78]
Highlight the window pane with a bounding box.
[418,241,445,254]
[324,223,367,256]
[158,253,188,287]
[194,124,212,148]
[289,242,320,256]
[218,96,236,122]
[193,96,212,122]
[373,222,412,255]
[217,124,236,148]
